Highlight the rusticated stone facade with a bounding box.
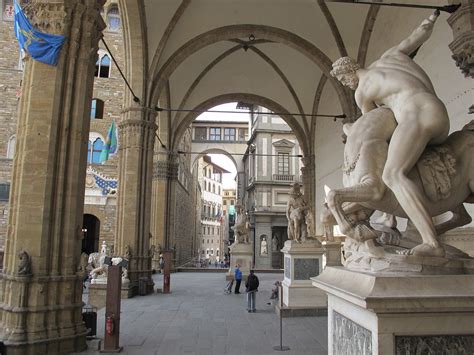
[0,1,124,256]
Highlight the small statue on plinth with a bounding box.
[17,250,31,275]
[232,204,250,244]
[286,183,308,242]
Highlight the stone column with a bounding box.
[447,0,474,78]
[150,154,178,270]
[115,107,157,296]
[0,1,106,354]
[301,155,315,214]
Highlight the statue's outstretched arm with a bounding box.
[382,10,439,57]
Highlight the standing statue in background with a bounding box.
[260,237,268,255]
[286,183,308,242]
[330,10,450,257]
[233,204,250,244]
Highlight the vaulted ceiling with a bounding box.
[120,0,454,151]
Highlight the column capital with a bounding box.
[22,1,66,35]
[447,1,474,78]
[301,155,315,169]
[121,106,158,118]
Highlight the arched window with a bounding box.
[88,137,104,164]
[91,99,104,119]
[107,4,121,31]
[2,0,14,21]
[95,52,111,78]
[7,135,15,159]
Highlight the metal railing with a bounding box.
[273,174,295,182]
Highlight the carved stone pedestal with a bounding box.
[279,240,326,316]
[88,283,133,310]
[228,242,253,279]
[312,267,474,355]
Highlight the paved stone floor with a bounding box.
[76,272,328,355]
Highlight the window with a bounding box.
[7,135,15,159]
[209,128,221,141]
[223,200,227,206]
[278,153,290,175]
[91,99,104,119]
[230,200,234,205]
[95,53,111,78]
[88,138,104,164]
[0,183,10,201]
[239,128,248,141]
[194,127,207,141]
[107,4,121,31]
[224,128,236,141]
[217,249,219,256]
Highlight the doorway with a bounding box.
[82,214,100,255]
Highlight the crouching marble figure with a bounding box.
[323,10,474,273]
[88,251,130,285]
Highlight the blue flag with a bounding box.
[100,121,118,164]
[14,0,65,66]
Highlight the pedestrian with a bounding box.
[246,270,259,312]
[214,260,218,268]
[234,264,242,294]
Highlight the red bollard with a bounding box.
[101,265,123,353]
[162,251,172,294]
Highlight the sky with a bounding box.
[195,102,250,122]
[197,103,249,190]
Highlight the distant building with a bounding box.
[243,106,303,269]
[198,156,229,262]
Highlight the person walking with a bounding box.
[234,264,242,294]
[245,270,259,312]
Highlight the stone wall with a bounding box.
[0,2,125,252]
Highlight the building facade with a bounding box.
[243,106,303,269]
[197,156,229,263]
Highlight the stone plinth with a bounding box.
[312,267,474,355]
[228,242,253,279]
[280,240,326,315]
[88,283,133,310]
[322,240,342,267]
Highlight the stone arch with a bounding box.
[118,0,148,105]
[148,24,356,120]
[191,148,241,173]
[171,93,309,156]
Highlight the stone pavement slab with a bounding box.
[73,272,328,355]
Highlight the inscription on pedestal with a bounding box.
[395,335,474,354]
[284,257,290,279]
[294,258,319,280]
[333,311,372,355]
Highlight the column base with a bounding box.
[312,266,474,355]
[1,330,87,355]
